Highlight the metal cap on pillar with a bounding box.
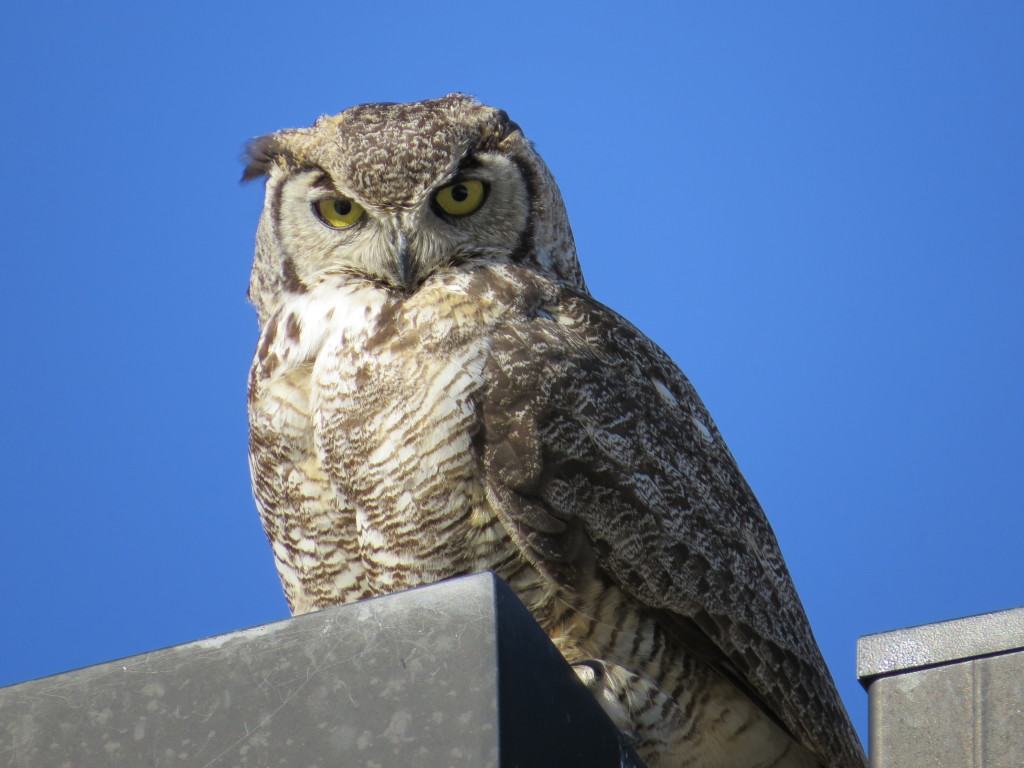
[0,573,645,768]
[857,605,1024,768]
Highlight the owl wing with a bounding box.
[479,282,863,768]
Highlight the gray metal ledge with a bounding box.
[858,606,1024,768]
[858,605,1024,681]
[0,572,644,768]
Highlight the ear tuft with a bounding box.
[240,134,282,183]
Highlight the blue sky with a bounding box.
[2,1,1021,746]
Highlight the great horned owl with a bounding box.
[243,94,866,768]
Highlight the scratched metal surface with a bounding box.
[0,573,643,768]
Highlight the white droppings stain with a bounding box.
[90,707,113,725]
[383,710,413,743]
[186,616,297,652]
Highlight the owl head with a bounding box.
[242,94,583,324]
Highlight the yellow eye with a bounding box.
[314,196,364,228]
[435,180,487,216]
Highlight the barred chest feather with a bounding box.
[248,266,555,613]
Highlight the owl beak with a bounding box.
[394,230,415,290]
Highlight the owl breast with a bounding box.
[249,268,549,612]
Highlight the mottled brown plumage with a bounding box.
[243,94,866,768]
